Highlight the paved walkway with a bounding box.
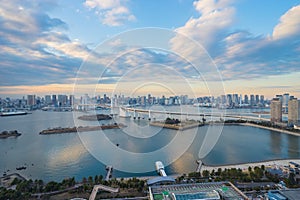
[89,184,119,200]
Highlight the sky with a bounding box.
[0,0,300,99]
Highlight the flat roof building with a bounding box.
[288,98,300,125]
[149,182,247,200]
[268,189,300,200]
[271,98,282,123]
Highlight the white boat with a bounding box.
[155,161,167,177]
[0,111,27,117]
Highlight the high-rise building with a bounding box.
[233,94,239,106]
[52,95,57,106]
[244,95,249,104]
[276,94,283,102]
[282,93,289,113]
[239,94,242,106]
[27,95,36,106]
[180,95,188,105]
[260,95,265,105]
[45,95,51,105]
[288,98,300,125]
[58,95,67,106]
[255,95,259,105]
[270,98,282,123]
[226,94,232,106]
[69,95,74,106]
[141,96,146,106]
[250,95,255,106]
[221,95,226,104]
[103,94,107,104]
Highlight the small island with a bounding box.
[0,130,21,139]
[150,118,204,130]
[78,114,112,121]
[39,123,126,135]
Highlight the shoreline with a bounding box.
[239,122,300,137]
[3,159,300,184]
[200,158,300,173]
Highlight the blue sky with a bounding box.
[0,0,300,98]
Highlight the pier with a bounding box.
[196,159,203,173]
[105,165,113,181]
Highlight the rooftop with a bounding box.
[149,182,247,200]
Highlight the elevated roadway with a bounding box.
[89,184,119,200]
[119,106,271,122]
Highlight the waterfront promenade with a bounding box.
[200,159,300,173]
[240,123,300,137]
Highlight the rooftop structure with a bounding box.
[279,189,300,200]
[149,182,247,200]
[268,190,287,200]
[147,176,176,186]
[171,190,220,200]
[268,189,300,200]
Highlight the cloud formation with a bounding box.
[170,0,300,81]
[0,0,299,96]
[273,5,300,40]
[84,0,135,26]
[0,0,91,86]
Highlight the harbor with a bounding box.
[0,110,300,182]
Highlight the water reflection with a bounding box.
[270,131,282,155]
[287,135,300,157]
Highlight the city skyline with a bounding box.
[0,1,300,98]
[1,91,299,101]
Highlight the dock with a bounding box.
[105,165,113,181]
[196,159,203,173]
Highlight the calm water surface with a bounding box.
[0,108,299,182]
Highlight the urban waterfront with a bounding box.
[0,107,299,183]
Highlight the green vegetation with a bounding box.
[0,175,147,199]
[184,165,299,190]
[174,165,300,192]
[223,119,300,134]
[165,118,181,125]
[0,130,21,138]
[0,177,75,199]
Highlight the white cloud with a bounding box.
[170,1,300,82]
[84,0,120,9]
[272,5,300,40]
[84,0,135,26]
[0,0,94,86]
[175,0,235,49]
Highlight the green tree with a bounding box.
[88,176,93,185]
[202,170,209,177]
[94,175,99,184]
